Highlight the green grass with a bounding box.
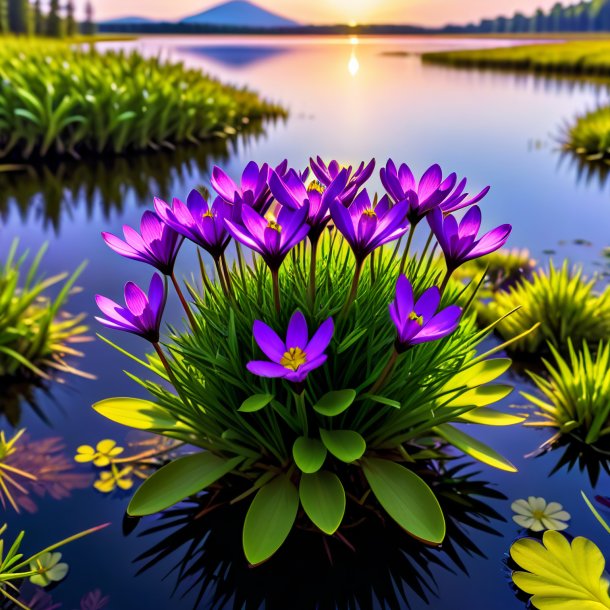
[0,38,286,161]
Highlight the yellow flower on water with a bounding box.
[512,496,571,532]
[93,465,134,493]
[75,439,124,467]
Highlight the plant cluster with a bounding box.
[564,104,610,161]
[0,240,89,381]
[0,38,286,161]
[478,261,610,355]
[93,156,522,564]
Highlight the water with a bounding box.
[1,35,610,609]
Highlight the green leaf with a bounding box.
[292,437,327,474]
[313,390,356,417]
[362,458,445,544]
[443,359,512,391]
[511,530,610,610]
[93,397,183,431]
[239,394,274,413]
[366,394,401,409]
[299,471,346,535]
[243,474,299,565]
[459,408,526,426]
[320,429,366,463]
[446,384,513,408]
[128,452,243,516]
[434,424,517,472]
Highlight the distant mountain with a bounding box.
[180,0,299,28]
[100,16,156,25]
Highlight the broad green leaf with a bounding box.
[239,394,274,413]
[293,437,327,474]
[299,471,345,535]
[128,452,243,516]
[320,429,366,463]
[446,384,513,408]
[362,458,445,544]
[434,424,517,472]
[511,530,610,610]
[243,474,299,565]
[443,359,512,391]
[93,397,182,431]
[459,408,526,426]
[313,390,356,417]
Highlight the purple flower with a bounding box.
[247,311,334,383]
[101,211,184,275]
[95,274,166,343]
[224,203,310,271]
[210,161,271,212]
[389,275,461,351]
[428,206,512,271]
[330,189,409,263]
[154,190,233,260]
[380,160,457,225]
[310,157,375,205]
[440,178,490,214]
[269,168,348,242]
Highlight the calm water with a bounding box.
[1,35,610,610]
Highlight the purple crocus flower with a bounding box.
[428,206,512,272]
[389,275,461,352]
[269,168,348,242]
[440,178,490,214]
[224,203,310,271]
[210,161,271,212]
[330,190,409,263]
[95,274,166,343]
[310,157,375,205]
[154,190,233,260]
[101,211,184,275]
[247,311,334,383]
[380,160,457,225]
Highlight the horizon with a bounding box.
[94,0,566,27]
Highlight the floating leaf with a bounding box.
[320,429,366,463]
[299,471,345,535]
[362,458,445,544]
[239,394,274,413]
[511,530,610,610]
[434,424,517,472]
[313,390,356,417]
[243,474,299,565]
[128,452,243,516]
[292,437,327,474]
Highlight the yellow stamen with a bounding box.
[363,209,376,218]
[267,220,282,232]
[280,347,307,371]
[409,311,424,326]
[203,210,214,218]
[307,180,325,194]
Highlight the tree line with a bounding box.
[443,0,610,33]
[0,0,96,36]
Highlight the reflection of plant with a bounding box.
[510,530,610,610]
[0,429,37,512]
[93,158,525,565]
[134,458,506,610]
[522,341,610,446]
[0,241,90,380]
[511,496,570,532]
[11,585,110,610]
[0,523,107,610]
[479,262,610,355]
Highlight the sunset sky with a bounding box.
[92,0,564,26]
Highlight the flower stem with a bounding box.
[440,267,453,294]
[415,229,435,277]
[271,268,281,314]
[170,273,196,328]
[308,236,318,304]
[220,252,233,295]
[153,342,179,387]
[370,250,376,285]
[342,258,364,315]
[214,257,229,296]
[295,391,308,436]
[399,226,416,275]
[369,348,398,396]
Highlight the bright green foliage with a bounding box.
[565,105,610,162]
[479,261,610,355]
[523,341,610,445]
[96,230,523,564]
[0,240,89,380]
[511,530,610,610]
[0,39,286,161]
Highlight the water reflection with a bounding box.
[0,124,272,234]
[0,376,55,426]
[557,149,610,192]
[178,44,294,68]
[132,460,505,610]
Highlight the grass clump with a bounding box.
[522,341,610,447]
[563,105,610,161]
[0,38,285,161]
[478,261,610,355]
[0,240,89,380]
